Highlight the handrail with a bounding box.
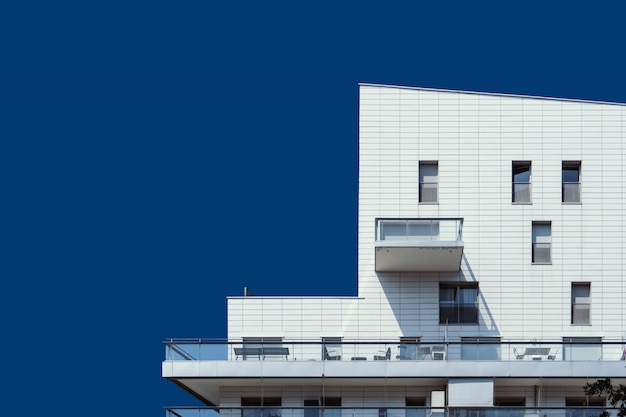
[164,339,626,362]
[164,339,626,345]
[164,406,622,417]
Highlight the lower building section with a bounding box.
[164,378,621,417]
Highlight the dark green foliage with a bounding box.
[583,378,626,417]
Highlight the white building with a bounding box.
[163,84,626,417]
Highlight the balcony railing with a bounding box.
[374,218,464,272]
[376,219,463,242]
[164,339,626,362]
[165,407,620,417]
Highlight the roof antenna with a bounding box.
[244,287,255,297]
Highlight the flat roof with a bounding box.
[359,83,626,106]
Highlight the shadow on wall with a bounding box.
[379,254,501,340]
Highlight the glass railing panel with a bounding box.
[164,341,626,362]
[377,219,462,242]
[167,408,618,417]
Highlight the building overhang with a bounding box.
[375,240,464,272]
[163,360,626,406]
[374,218,464,272]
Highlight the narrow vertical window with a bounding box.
[532,221,551,264]
[419,161,438,203]
[512,161,532,203]
[562,161,581,203]
[571,283,591,325]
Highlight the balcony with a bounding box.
[163,340,626,406]
[374,218,464,272]
[164,339,626,363]
[165,406,621,417]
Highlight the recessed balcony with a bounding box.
[375,218,464,272]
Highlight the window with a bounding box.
[512,161,531,203]
[532,222,551,264]
[566,398,605,417]
[406,398,426,417]
[563,337,602,361]
[305,399,341,417]
[571,283,591,325]
[419,161,438,203]
[461,337,501,360]
[242,398,282,417]
[322,397,341,417]
[304,400,320,417]
[494,399,525,417]
[439,283,479,324]
[562,161,581,203]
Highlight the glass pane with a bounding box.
[562,166,580,182]
[322,409,340,417]
[572,284,590,303]
[513,163,531,182]
[533,243,551,263]
[563,344,602,360]
[408,222,439,239]
[381,223,406,240]
[406,409,426,417]
[572,305,590,324]
[513,183,531,202]
[563,183,581,202]
[458,304,478,323]
[420,183,438,202]
[305,409,320,417]
[419,163,438,181]
[243,410,262,417]
[440,287,456,301]
[532,224,551,243]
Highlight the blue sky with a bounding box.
[3,2,626,417]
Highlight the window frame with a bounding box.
[512,161,532,204]
[571,282,591,325]
[562,161,582,204]
[419,161,439,204]
[439,283,479,325]
[532,221,552,264]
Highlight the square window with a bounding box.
[439,283,479,324]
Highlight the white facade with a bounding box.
[163,84,626,417]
